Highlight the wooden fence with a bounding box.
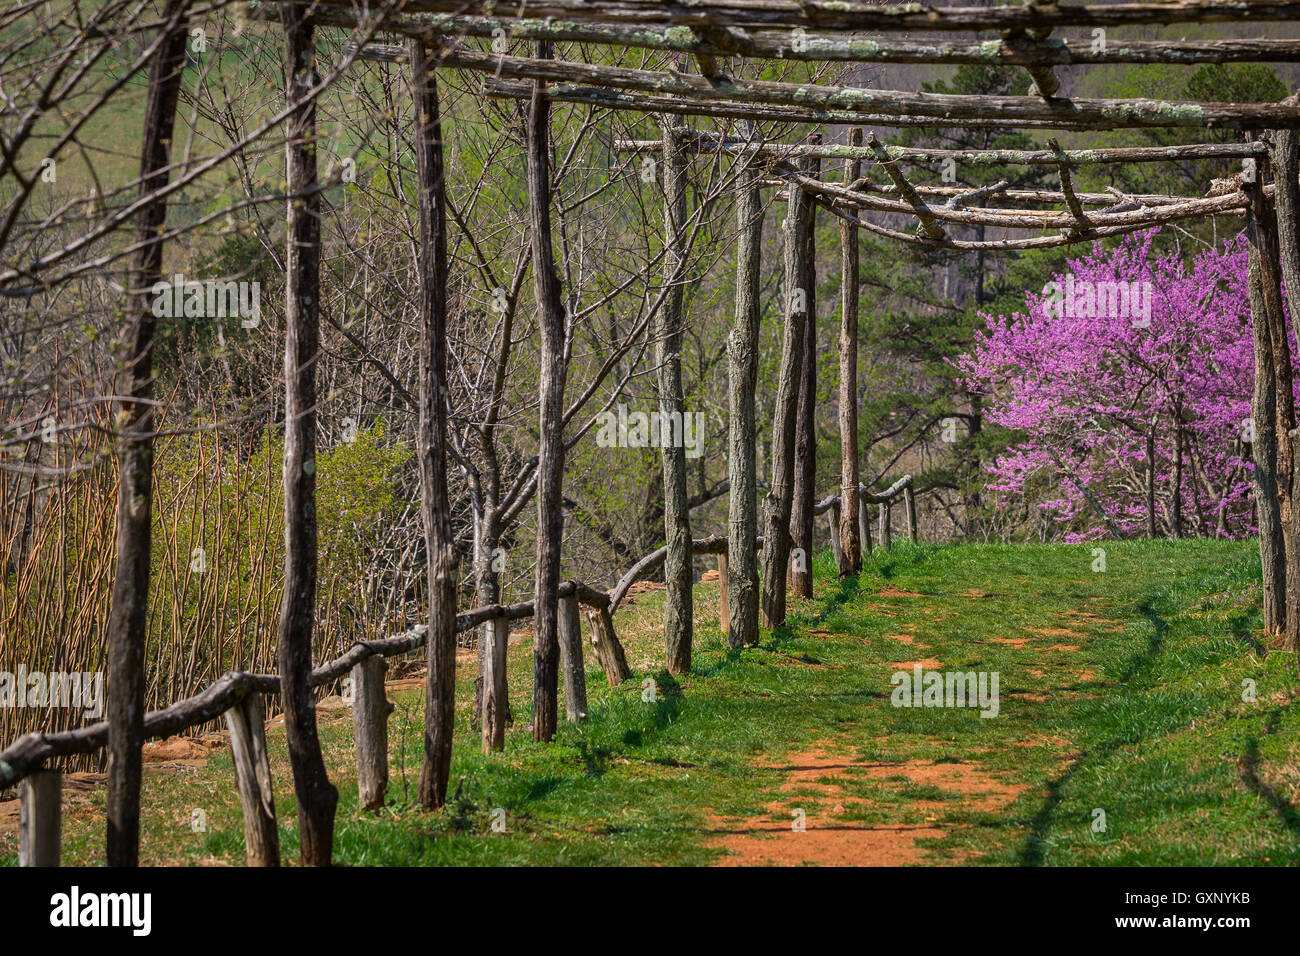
[4,476,915,866]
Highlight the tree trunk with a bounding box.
[105,0,188,868]
[278,1,338,866]
[838,128,863,576]
[1262,130,1300,651]
[412,43,459,808]
[1145,426,1158,538]
[528,40,567,742]
[761,166,810,627]
[727,145,763,648]
[659,122,693,674]
[1171,408,1184,539]
[791,147,820,598]
[1247,239,1286,634]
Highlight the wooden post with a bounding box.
[761,153,812,627]
[1266,119,1300,653]
[659,121,693,675]
[879,501,892,550]
[904,486,918,543]
[352,657,392,810]
[224,691,279,867]
[717,552,730,632]
[1253,142,1297,639]
[791,141,821,599]
[829,501,844,567]
[727,135,763,648]
[559,594,588,722]
[278,0,338,865]
[859,489,873,556]
[106,0,189,868]
[411,41,460,809]
[527,39,567,743]
[481,615,509,752]
[19,769,61,867]
[586,605,632,685]
[838,127,863,575]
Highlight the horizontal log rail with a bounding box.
[612,135,1267,167]
[437,47,1300,130]
[305,0,1300,34]
[814,474,914,515]
[336,22,1300,67]
[483,77,1115,130]
[778,167,1250,230]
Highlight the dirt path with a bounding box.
[708,739,1029,866]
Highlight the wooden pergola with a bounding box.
[8,0,1300,867]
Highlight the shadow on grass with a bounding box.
[1019,589,1173,865]
[1227,610,1265,656]
[619,669,685,749]
[1017,752,1087,867]
[1240,708,1300,837]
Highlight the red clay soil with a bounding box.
[708,743,1028,866]
[887,658,943,669]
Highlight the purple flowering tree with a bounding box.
[955,230,1270,541]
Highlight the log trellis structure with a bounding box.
[7,0,1300,865]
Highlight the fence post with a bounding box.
[828,501,844,567]
[879,500,892,550]
[481,614,510,752]
[717,552,730,632]
[352,656,392,810]
[224,690,279,866]
[559,594,588,722]
[586,605,632,685]
[18,769,60,867]
[904,486,918,542]
[859,489,872,555]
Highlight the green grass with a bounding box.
[4,537,1299,866]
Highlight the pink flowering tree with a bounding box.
[955,230,1264,541]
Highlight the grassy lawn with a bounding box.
[4,537,1298,866]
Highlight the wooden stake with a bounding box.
[859,488,873,555]
[829,501,844,567]
[224,692,279,867]
[481,615,510,751]
[586,605,632,685]
[904,486,918,542]
[717,552,731,632]
[19,769,60,867]
[879,501,892,550]
[559,594,588,721]
[352,658,391,810]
